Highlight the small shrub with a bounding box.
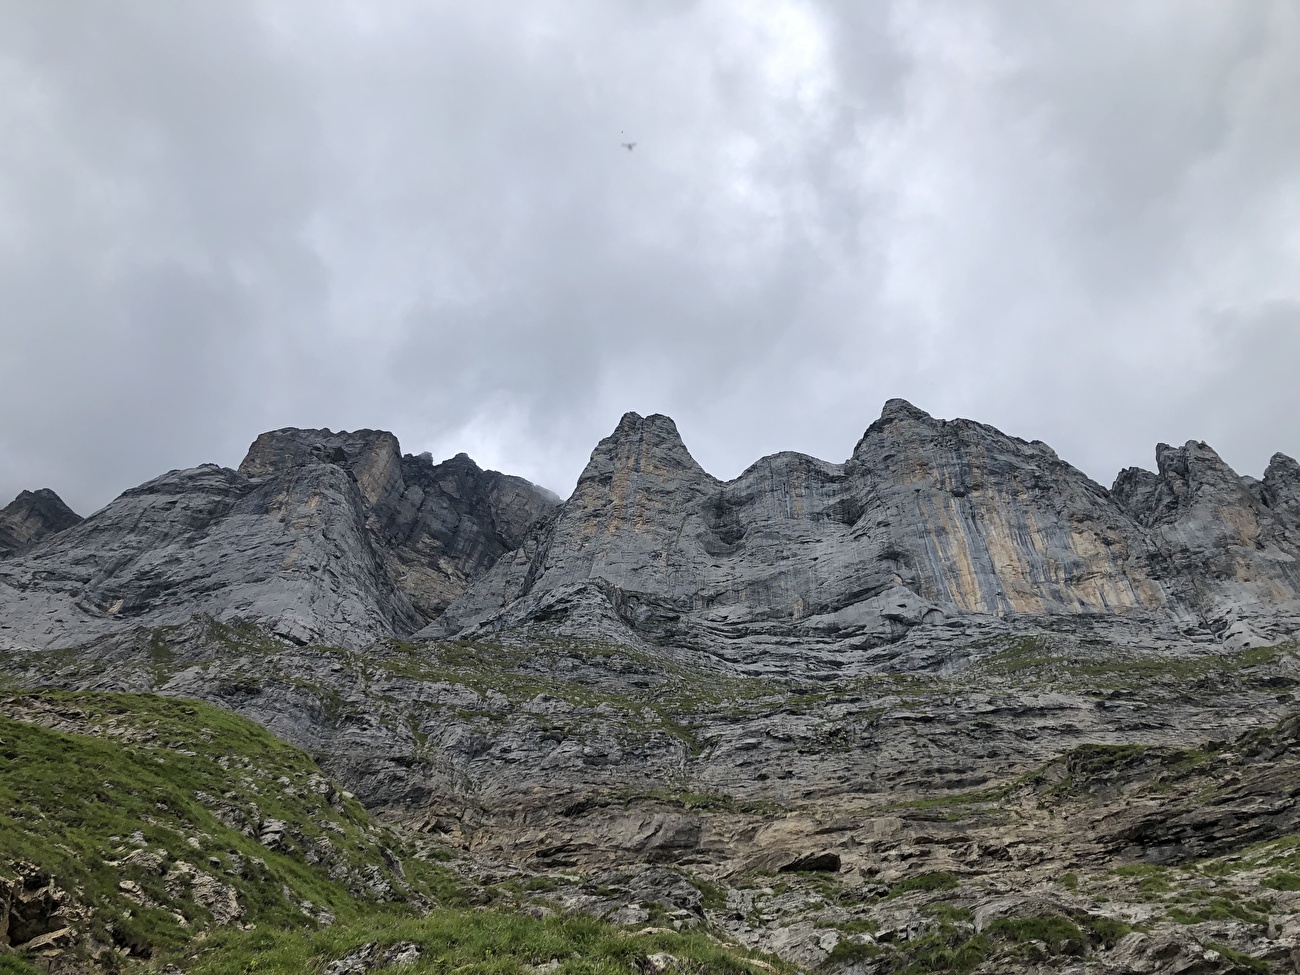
[888,872,960,898]
[1206,943,1268,973]
[1264,871,1300,891]
[985,915,1085,956]
[1083,916,1137,948]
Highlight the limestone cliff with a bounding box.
[0,488,81,557]
[5,404,1299,661]
[0,429,557,650]
[428,400,1300,660]
[238,428,558,618]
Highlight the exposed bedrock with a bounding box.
[0,488,81,558]
[0,428,557,650]
[428,400,1300,659]
[4,401,1299,661]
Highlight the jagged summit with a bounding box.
[427,402,1300,665]
[0,425,558,651]
[1262,452,1300,515]
[876,396,935,424]
[0,487,82,557]
[3,407,1300,665]
[579,412,709,483]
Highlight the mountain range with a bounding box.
[4,399,1298,665]
[4,401,1300,974]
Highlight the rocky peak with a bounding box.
[879,397,935,424]
[850,398,936,453]
[0,425,559,651]
[1108,441,1300,630]
[239,428,403,509]
[1154,440,1249,500]
[1110,466,1163,523]
[234,427,558,619]
[419,452,484,500]
[1261,452,1300,516]
[1116,441,1259,529]
[841,401,1158,618]
[574,412,712,497]
[0,488,83,558]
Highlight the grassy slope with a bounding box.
[0,690,783,975]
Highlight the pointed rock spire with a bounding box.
[850,398,941,462]
[0,488,82,557]
[878,397,935,424]
[1261,452,1300,516]
[576,412,709,490]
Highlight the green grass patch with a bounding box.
[692,877,729,912]
[0,689,464,965]
[887,872,960,898]
[893,931,992,975]
[1081,915,1139,948]
[1166,897,1268,926]
[970,636,1295,693]
[1206,942,1268,973]
[823,938,881,967]
[985,915,1085,955]
[923,904,972,923]
[187,909,788,975]
[1264,871,1300,891]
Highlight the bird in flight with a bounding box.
[621,141,636,151]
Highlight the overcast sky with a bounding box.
[2,1,1298,514]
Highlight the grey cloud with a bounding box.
[0,1,1296,516]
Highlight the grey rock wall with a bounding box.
[239,428,559,618]
[1113,440,1300,642]
[4,403,1299,661]
[0,488,81,557]
[427,400,1300,660]
[0,429,557,650]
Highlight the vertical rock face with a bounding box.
[0,461,415,650]
[1110,441,1300,632]
[430,401,1300,659]
[847,400,1162,617]
[5,405,1299,660]
[1260,452,1300,518]
[0,429,558,650]
[0,489,82,557]
[238,429,558,617]
[430,412,906,651]
[530,413,721,597]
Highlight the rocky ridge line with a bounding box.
[0,429,558,651]
[425,400,1300,667]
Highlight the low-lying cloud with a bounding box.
[1,0,1297,514]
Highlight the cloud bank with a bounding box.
[1,0,1297,513]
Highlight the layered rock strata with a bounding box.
[427,401,1300,663]
[3,402,1298,664]
[0,429,557,650]
[0,488,81,558]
